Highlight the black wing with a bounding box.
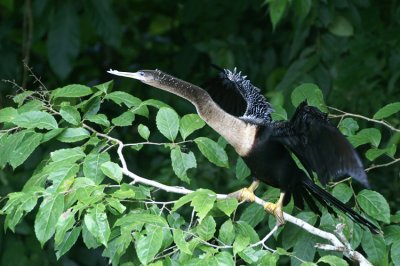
[272,101,369,187]
[203,67,273,124]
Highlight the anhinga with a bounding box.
[108,67,380,234]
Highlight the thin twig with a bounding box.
[365,157,400,172]
[124,139,193,148]
[249,224,278,251]
[328,106,400,133]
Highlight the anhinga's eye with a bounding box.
[138,71,145,77]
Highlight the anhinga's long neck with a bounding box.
[144,70,257,156]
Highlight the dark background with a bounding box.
[0,0,399,265]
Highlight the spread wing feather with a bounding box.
[272,101,369,187]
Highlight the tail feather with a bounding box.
[302,178,381,234]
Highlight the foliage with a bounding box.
[0,0,399,265]
[0,79,398,265]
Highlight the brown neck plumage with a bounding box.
[146,70,257,156]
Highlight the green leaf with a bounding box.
[190,189,217,223]
[391,241,400,266]
[365,145,396,161]
[105,91,141,107]
[106,197,126,214]
[133,104,149,117]
[18,100,43,114]
[196,215,216,241]
[57,127,90,143]
[391,211,400,223]
[81,96,101,118]
[194,137,229,167]
[179,114,205,140]
[34,194,65,246]
[235,157,251,180]
[83,152,110,184]
[156,107,180,141]
[383,225,400,245]
[0,134,8,168]
[55,210,76,246]
[172,192,197,211]
[219,219,235,245]
[216,198,238,216]
[293,0,311,22]
[291,83,327,112]
[0,107,18,123]
[239,203,266,228]
[269,0,288,29]
[112,110,135,126]
[332,183,353,204]
[136,226,163,265]
[42,128,65,143]
[338,118,359,136]
[259,252,279,265]
[373,102,400,119]
[361,232,386,265]
[102,232,132,265]
[215,252,235,266]
[235,221,260,244]
[47,163,79,192]
[138,124,150,140]
[112,185,136,200]
[142,99,171,109]
[13,91,34,106]
[101,161,123,183]
[9,132,43,169]
[282,212,318,250]
[60,105,81,125]
[115,213,168,227]
[0,131,26,168]
[55,226,81,259]
[82,222,101,249]
[2,191,38,231]
[291,234,319,266]
[94,80,113,94]
[233,234,249,255]
[52,85,92,99]
[84,204,110,246]
[173,229,192,255]
[356,190,390,223]
[318,255,348,266]
[170,147,196,183]
[51,147,85,164]
[239,247,269,264]
[47,1,80,79]
[85,114,110,127]
[13,111,58,130]
[348,128,381,148]
[329,16,354,37]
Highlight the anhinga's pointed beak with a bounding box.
[107,69,146,81]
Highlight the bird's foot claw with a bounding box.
[264,202,285,226]
[239,187,256,202]
[228,187,256,202]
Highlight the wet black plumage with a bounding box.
[205,67,379,233]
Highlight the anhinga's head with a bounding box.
[107,69,159,86]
